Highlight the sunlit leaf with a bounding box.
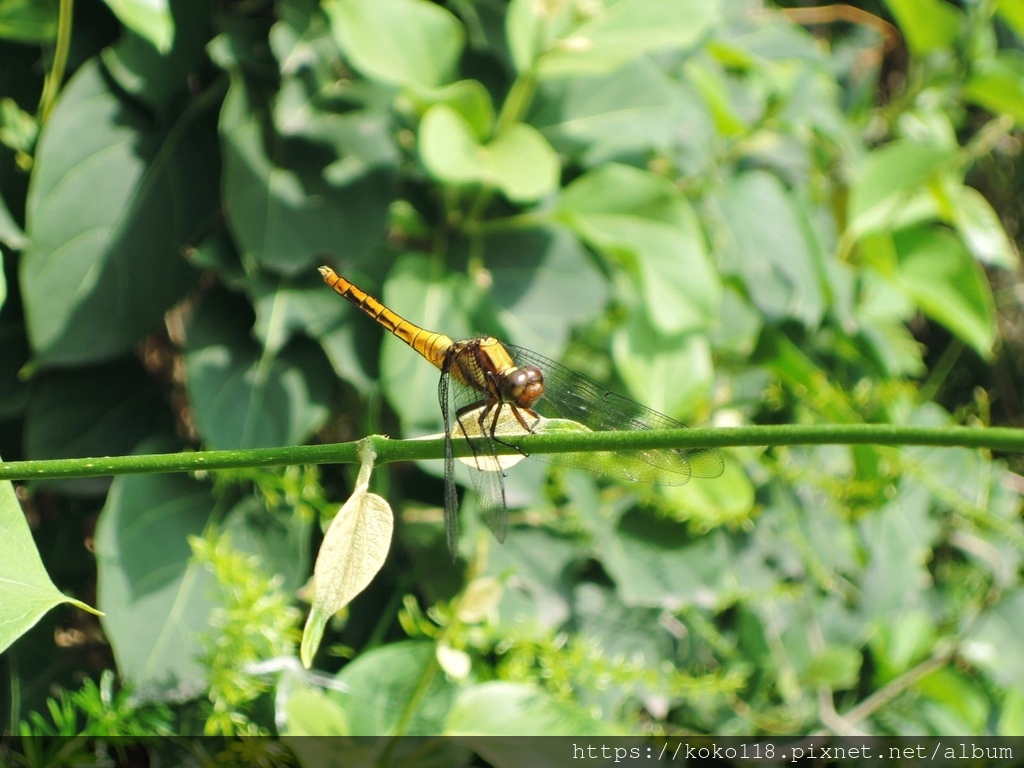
[419,105,559,202]
[554,164,720,333]
[330,640,456,735]
[848,142,954,238]
[102,0,174,53]
[0,191,26,249]
[945,184,1018,269]
[963,588,1024,687]
[301,444,393,668]
[0,471,99,656]
[884,0,960,55]
[804,645,860,689]
[0,0,57,42]
[964,52,1024,125]
[996,0,1024,37]
[324,0,463,88]
[531,0,718,78]
[891,226,997,358]
[281,686,350,736]
[447,681,616,735]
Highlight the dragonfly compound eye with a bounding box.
[503,366,544,407]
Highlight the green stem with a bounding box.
[38,0,74,124]
[2,424,1023,482]
[495,71,536,134]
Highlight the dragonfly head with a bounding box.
[502,365,544,408]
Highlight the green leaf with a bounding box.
[716,170,826,327]
[101,0,174,53]
[183,289,333,450]
[22,59,214,366]
[999,687,1024,736]
[891,226,996,357]
[661,455,754,528]
[964,52,1024,126]
[217,65,396,273]
[0,0,57,42]
[720,169,831,325]
[250,272,353,357]
[964,588,1024,687]
[860,482,940,621]
[419,105,559,202]
[505,0,542,73]
[683,59,748,137]
[95,452,218,696]
[0,191,26,249]
[378,255,470,431]
[804,645,861,689]
[485,123,561,202]
[484,527,578,627]
[531,57,685,165]
[300,275,378,396]
[301,445,393,668]
[100,0,212,113]
[870,610,936,678]
[883,0,960,55]
[329,640,456,735]
[533,0,719,78]
[996,0,1024,38]
[407,80,495,139]
[447,681,615,736]
[446,684,606,741]
[945,184,1018,269]
[0,315,29,419]
[418,104,480,183]
[596,512,732,610]
[483,226,609,354]
[96,450,311,698]
[324,0,463,88]
[554,164,720,333]
[0,470,99,655]
[282,686,351,736]
[612,313,713,419]
[23,359,173,493]
[847,142,954,239]
[915,667,988,734]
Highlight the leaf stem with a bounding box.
[2,424,1022,482]
[38,0,75,124]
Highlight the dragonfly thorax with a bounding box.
[499,365,544,408]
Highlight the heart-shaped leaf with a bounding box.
[0,468,100,656]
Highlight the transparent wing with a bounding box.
[439,358,509,558]
[438,356,461,559]
[503,344,725,485]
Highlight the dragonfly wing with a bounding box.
[439,357,461,560]
[452,394,510,544]
[504,344,724,484]
[441,359,512,549]
[463,462,508,544]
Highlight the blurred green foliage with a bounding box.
[1,0,1024,745]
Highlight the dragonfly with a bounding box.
[319,266,724,558]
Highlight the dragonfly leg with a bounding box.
[488,404,540,457]
[483,401,510,477]
[511,405,541,433]
[455,398,494,471]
